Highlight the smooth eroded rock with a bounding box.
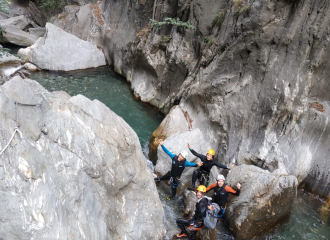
[225,165,298,240]
[28,23,106,71]
[0,76,165,239]
[2,25,39,46]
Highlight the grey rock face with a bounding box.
[137,0,330,199]
[28,23,106,71]
[28,27,46,37]
[1,25,39,46]
[149,105,191,160]
[0,15,32,30]
[0,76,165,239]
[52,0,154,78]
[28,1,47,27]
[225,165,297,240]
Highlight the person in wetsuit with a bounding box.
[175,185,213,239]
[187,143,235,190]
[206,174,241,219]
[154,139,202,200]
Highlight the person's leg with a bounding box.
[176,218,190,238]
[167,177,180,200]
[157,171,171,181]
[188,169,201,190]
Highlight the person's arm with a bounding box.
[224,185,240,196]
[206,183,217,192]
[213,161,230,170]
[161,145,175,159]
[189,148,205,160]
[184,161,197,167]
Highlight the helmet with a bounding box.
[180,151,188,158]
[207,149,215,156]
[196,185,206,193]
[217,175,225,181]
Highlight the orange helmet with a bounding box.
[207,149,215,156]
[196,185,206,193]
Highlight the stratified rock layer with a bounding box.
[0,76,165,240]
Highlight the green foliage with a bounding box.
[0,47,11,58]
[212,9,226,28]
[0,27,6,43]
[36,0,67,12]
[0,0,10,14]
[233,0,250,19]
[204,36,216,47]
[163,35,170,43]
[150,18,196,31]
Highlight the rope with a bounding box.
[0,97,47,156]
[0,127,23,156]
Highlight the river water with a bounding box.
[25,66,330,240]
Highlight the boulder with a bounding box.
[28,27,46,37]
[28,1,47,27]
[0,12,9,19]
[0,15,32,30]
[27,23,106,71]
[149,105,191,161]
[154,129,224,196]
[24,62,37,70]
[0,51,21,64]
[2,25,39,46]
[225,165,298,240]
[0,76,165,239]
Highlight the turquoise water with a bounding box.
[26,66,330,240]
[29,67,164,152]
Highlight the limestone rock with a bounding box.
[0,76,165,239]
[28,1,47,27]
[0,15,32,30]
[225,165,298,240]
[2,25,39,46]
[28,27,46,37]
[28,23,106,71]
[149,105,191,161]
[52,0,154,78]
[24,62,37,70]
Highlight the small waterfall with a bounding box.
[3,65,23,77]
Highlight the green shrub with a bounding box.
[163,35,170,43]
[212,9,226,28]
[0,0,10,14]
[0,27,6,43]
[150,18,196,31]
[232,0,250,19]
[36,0,67,12]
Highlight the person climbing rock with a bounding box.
[154,139,202,200]
[187,143,235,190]
[175,185,213,239]
[206,174,241,220]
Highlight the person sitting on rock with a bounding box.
[187,143,235,190]
[175,185,213,239]
[206,174,241,220]
[154,139,202,200]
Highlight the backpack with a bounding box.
[203,202,220,229]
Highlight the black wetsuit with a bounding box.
[189,149,228,187]
[207,183,240,208]
[176,197,209,240]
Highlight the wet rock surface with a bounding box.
[0,76,165,239]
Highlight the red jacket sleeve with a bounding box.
[206,183,217,192]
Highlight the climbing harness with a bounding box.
[169,176,181,189]
[0,92,53,156]
[199,173,210,187]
